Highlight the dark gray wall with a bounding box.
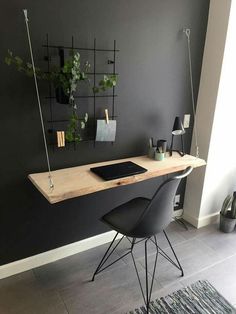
[0,0,209,265]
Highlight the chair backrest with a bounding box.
[131,167,193,237]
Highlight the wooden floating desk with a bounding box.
[28,153,206,204]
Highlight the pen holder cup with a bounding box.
[148,147,156,159]
[155,152,165,161]
[157,139,167,154]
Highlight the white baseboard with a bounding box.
[197,212,220,228]
[0,230,123,280]
[0,211,220,280]
[183,211,220,228]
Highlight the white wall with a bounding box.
[184,0,235,227]
[200,0,236,218]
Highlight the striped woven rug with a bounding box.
[128,280,236,314]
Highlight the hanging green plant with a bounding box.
[62,52,90,143]
[93,74,117,94]
[5,50,90,143]
[5,50,48,79]
[5,50,90,95]
[65,112,89,143]
[5,49,117,144]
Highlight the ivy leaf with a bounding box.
[93,86,100,93]
[5,57,11,65]
[65,131,74,142]
[15,56,23,65]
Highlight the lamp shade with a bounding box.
[172,116,185,135]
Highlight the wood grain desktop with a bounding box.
[28,153,206,204]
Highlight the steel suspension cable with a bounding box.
[184,28,199,158]
[23,9,54,189]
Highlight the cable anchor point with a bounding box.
[183,28,191,39]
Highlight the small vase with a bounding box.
[55,87,69,104]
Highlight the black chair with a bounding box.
[92,166,193,313]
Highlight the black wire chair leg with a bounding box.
[163,230,184,276]
[131,251,146,304]
[148,236,158,305]
[92,232,120,281]
[145,239,149,313]
[145,237,159,313]
[150,237,182,273]
[131,238,136,251]
[131,237,159,314]
[97,250,131,274]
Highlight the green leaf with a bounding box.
[5,56,11,65]
[65,131,74,142]
[15,56,23,65]
[93,86,100,93]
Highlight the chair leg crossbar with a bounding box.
[91,231,184,313]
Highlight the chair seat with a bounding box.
[101,197,150,237]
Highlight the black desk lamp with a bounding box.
[170,116,185,157]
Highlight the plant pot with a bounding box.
[55,87,69,104]
[219,213,236,233]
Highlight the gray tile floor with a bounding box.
[1,222,236,314]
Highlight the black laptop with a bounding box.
[90,161,147,181]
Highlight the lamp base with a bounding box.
[169,134,185,157]
[169,149,185,157]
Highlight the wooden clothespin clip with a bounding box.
[61,131,65,147]
[56,131,65,147]
[105,109,109,124]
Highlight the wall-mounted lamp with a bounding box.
[170,116,185,157]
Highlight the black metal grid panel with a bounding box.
[43,35,119,150]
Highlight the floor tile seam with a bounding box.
[32,268,70,313]
[131,252,236,287]
[183,228,214,238]
[144,234,199,254]
[130,237,196,265]
[12,269,70,314]
[155,236,188,250]
[58,288,72,314]
[115,235,189,254]
[56,251,236,298]
[152,280,186,294]
[120,240,189,264]
[133,259,164,287]
[119,258,162,288]
[178,252,236,283]
[33,243,235,280]
[163,235,208,250]
[117,234,231,261]
[114,237,194,265]
[154,234,225,257]
[32,268,42,283]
